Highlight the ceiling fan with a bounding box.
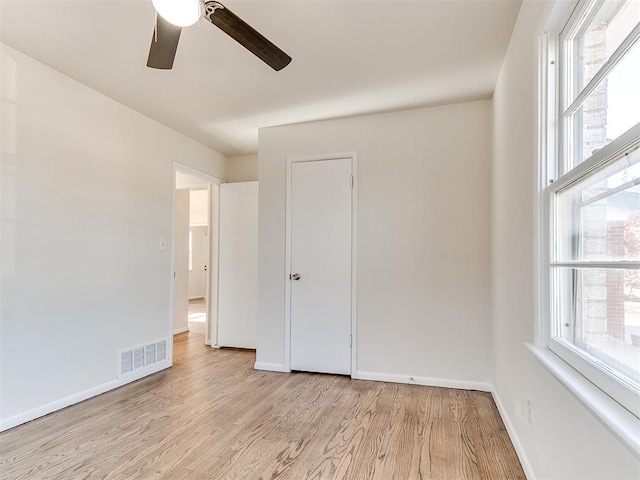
[147,0,292,71]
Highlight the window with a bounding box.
[545,0,640,418]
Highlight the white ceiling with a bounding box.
[0,0,521,156]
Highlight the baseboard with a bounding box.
[0,361,171,432]
[354,370,492,392]
[491,389,535,480]
[254,362,290,373]
[173,327,189,335]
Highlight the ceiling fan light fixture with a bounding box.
[147,0,292,71]
[152,0,202,27]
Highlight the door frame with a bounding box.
[171,162,223,356]
[284,152,358,376]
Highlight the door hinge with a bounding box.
[349,334,352,348]
[350,175,354,188]
[173,272,176,278]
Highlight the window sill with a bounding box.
[526,343,640,460]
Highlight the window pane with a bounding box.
[567,37,640,166]
[553,266,640,387]
[556,148,640,262]
[570,0,640,100]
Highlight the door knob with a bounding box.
[290,273,301,281]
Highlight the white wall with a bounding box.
[0,43,227,427]
[258,101,492,387]
[492,2,640,479]
[225,154,258,182]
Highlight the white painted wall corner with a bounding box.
[491,388,536,480]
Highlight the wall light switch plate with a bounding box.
[159,238,167,251]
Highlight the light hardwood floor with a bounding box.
[1,324,525,479]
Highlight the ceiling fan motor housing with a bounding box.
[203,1,225,18]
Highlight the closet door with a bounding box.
[290,158,353,375]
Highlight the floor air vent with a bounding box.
[120,350,133,375]
[157,340,167,362]
[118,338,168,378]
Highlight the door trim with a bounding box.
[171,162,223,360]
[284,152,358,376]
[210,183,221,347]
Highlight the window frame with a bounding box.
[540,0,640,421]
[546,127,640,419]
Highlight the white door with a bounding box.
[290,158,352,375]
[217,181,258,349]
[188,226,206,299]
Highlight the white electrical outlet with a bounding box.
[527,397,534,427]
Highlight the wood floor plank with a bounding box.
[378,385,420,480]
[268,381,369,480]
[0,325,526,479]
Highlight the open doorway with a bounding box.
[187,190,208,338]
[172,163,222,351]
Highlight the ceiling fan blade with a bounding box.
[205,2,292,71]
[147,14,182,69]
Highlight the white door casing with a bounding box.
[171,162,223,352]
[289,157,354,375]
